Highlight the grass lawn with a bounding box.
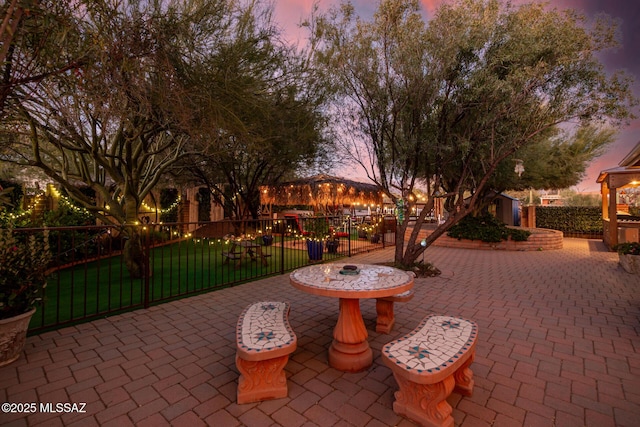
[31,237,343,331]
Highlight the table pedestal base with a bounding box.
[329,340,373,372]
[328,298,373,372]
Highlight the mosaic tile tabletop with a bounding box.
[383,315,478,373]
[289,264,414,298]
[237,302,296,354]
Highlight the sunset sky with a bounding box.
[273,0,640,193]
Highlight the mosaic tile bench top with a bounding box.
[383,314,477,374]
[394,289,413,298]
[290,264,414,298]
[381,289,414,301]
[236,301,297,360]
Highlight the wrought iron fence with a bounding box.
[11,216,395,334]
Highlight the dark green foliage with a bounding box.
[447,214,531,243]
[197,188,210,222]
[614,242,640,256]
[44,201,95,227]
[304,216,330,239]
[0,180,23,209]
[44,201,101,265]
[536,206,601,233]
[509,228,532,242]
[0,227,51,319]
[160,188,179,223]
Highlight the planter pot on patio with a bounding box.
[619,253,640,275]
[0,308,36,367]
[326,239,339,254]
[306,239,324,261]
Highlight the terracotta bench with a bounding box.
[236,301,297,404]
[375,289,414,334]
[381,314,478,427]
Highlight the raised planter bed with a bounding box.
[414,227,563,251]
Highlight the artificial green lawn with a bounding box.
[31,237,344,331]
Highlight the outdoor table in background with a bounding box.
[289,263,414,372]
[223,239,270,269]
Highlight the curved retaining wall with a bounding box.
[414,227,563,251]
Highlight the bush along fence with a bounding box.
[12,216,394,334]
[535,206,603,239]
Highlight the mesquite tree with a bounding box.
[174,3,330,227]
[309,0,636,266]
[1,0,276,277]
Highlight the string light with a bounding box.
[5,194,43,220]
[140,195,181,214]
[48,184,181,215]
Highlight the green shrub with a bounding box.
[614,242,640,256]
[44,201,95,227]
[0,181,23,210]
[44,201,101,264]
[509,228,531,241]
[304,216,330,239]
[0,226,51,319]
[160,188,179,223]
[447,214,531,243]
[536,206,601,233]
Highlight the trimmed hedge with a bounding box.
[536,206,601,233]
[447,214,531,243]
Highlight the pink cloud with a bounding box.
[419,0,443,15]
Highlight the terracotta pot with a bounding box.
[619,253,640,275]
[0,308,36,367]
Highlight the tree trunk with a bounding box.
[123,227,145,279]
[122,198,146,279]
[395,202,470,268]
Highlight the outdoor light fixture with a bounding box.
[514,159,524,177]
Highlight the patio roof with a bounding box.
[260,174,383,211]
[597,141,640,248]
[597,141,640,187]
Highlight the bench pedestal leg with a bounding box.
[375,299,395,334]
[391,374,455,427]
[236,354,290,404]
[454,351,475,396]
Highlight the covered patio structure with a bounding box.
[597,142,640,248]
[260,174,384,216]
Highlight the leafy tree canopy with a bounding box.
[308,0,637,265]
[0,0,331,276]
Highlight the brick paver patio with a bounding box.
[1,238,638,426]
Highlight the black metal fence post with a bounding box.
[348,216,352,257]
[143,225,151,309]
[280,226,285,274]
